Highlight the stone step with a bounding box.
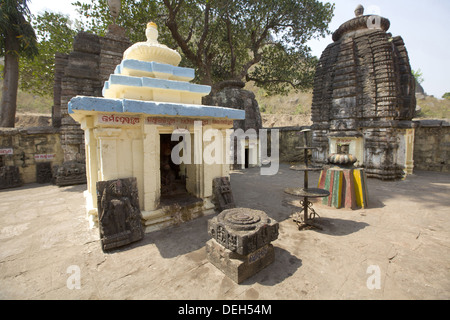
[144,215,174,233]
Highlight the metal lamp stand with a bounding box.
[284,129,330,230]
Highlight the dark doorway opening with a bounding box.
[160,134,187,198]
[244,148,249,169]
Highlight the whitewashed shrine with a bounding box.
[69,23,245,232]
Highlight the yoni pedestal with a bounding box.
[206,208,279,283]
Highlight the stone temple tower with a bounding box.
[311,5,416,180]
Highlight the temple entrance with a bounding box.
[159,133,203,213]
[160,134,187,198]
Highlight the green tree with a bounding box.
[412,68,424,84]
[443,92,450,100]
[0,0,38,127]
[74,0,334,95]
[19,12,77,97]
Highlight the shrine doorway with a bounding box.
[160,134,187,198]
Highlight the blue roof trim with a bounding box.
[68,96,245,120]
[104,74,211,95]
[116,59,195,80]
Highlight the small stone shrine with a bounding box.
[69,22,244,231]
[311,5,416,180]
[206,208,279,283]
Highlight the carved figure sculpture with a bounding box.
[97,177,144,251]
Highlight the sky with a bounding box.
[27,0,450,98]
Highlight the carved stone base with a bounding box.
[207,208,279,255]
[206,239,275,284]
[53,161,86,187]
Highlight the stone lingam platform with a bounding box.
[206,208,279,284]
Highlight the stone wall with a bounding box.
[267,121,450,174]
[266,126,311,163]
[413,120,450,172]
[0,127,64,186]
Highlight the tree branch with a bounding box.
[196,2,210,64]
[246,75,297,89]
[163,0,197,64]
[225,16,236,78]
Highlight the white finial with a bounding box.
[146,22,158,42]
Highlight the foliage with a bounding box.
[1,0,39,127]
[442,92,450,100]
[19,12,77,96]
[0,0,38,59]
[412,68,424,84]
[73,0,334,95]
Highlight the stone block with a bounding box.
[206,238,275,284]
[207,208,278,283]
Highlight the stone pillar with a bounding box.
[143,125,160,211]
[81,116,98,227]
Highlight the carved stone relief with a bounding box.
[96,177,144,251]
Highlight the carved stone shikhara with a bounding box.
[54,27,131,174]
[97,177,144,251]
[311,6,417,180]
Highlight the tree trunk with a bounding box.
[0,32,20,128]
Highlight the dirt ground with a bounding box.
[0,164,449,300]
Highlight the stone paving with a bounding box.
[0,164,449,300]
